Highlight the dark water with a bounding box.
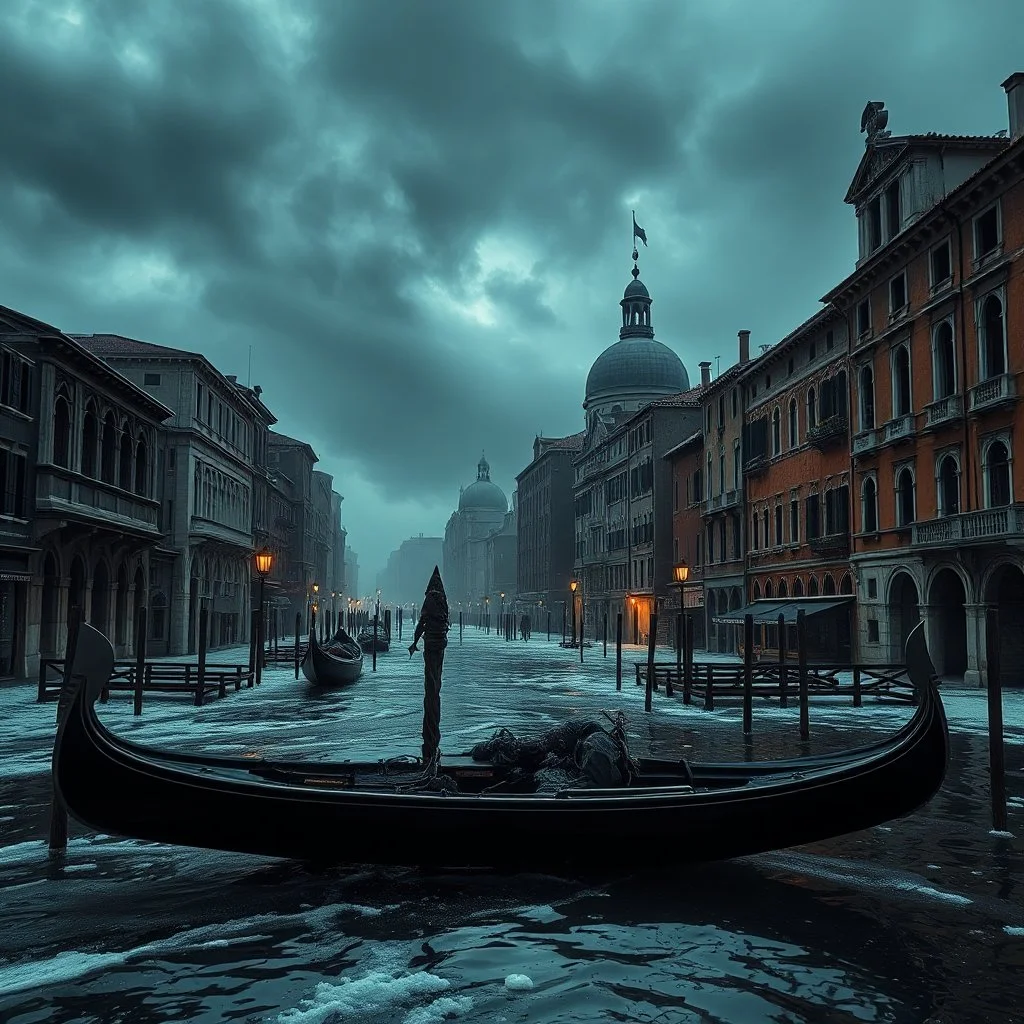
[1,630,1022,1023]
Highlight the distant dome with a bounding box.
[585,338,689,403]
[459,455,508,512]
[623,277,650,299]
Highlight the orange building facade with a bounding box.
[823,77,1024,684]
[665,429,706,648]
[740,307,855,660]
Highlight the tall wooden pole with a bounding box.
[409,566,449,765]
[986,608,1008,831]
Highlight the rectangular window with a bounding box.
[144,373,161,386]
[196,383,204,419]
[867,619,880,643]
[885,179,901,240]
[774,505,782,546]
[789,500,799,544]
[867,578,877,598]
[974,206,1000,259]
[930,240,951,286]
[867,196,882,252]
[857,300,871,337]
[889,272,907,314]
[826,330,834,351]
[806,493,821,539]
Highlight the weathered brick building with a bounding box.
[822,75,1024,683]
[665,428,706,648]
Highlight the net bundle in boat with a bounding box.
[470,717,637,792]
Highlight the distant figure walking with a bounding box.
[520,614,530,642]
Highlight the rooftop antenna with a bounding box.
[715,355,721,377]
[247,344,253,388]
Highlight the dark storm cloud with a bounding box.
[1,0,1021,579]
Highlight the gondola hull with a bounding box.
[356,631,390,654]
[300,626,362,687]
[53,624,948,870]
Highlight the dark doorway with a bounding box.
[888,572,920,663]
[986,564,1024,687]
[929,568,968,678]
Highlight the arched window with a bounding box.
[938,454,959,516]
[81,402,98,477]
[859,364,875,429]
[807,387,817,430]
[772,407,781,455]
[100,411,117,484]
[808,576,819,597]
[823,574,836,596]
[984,440,1011,508]
[777,579,789,597]
[896,466,916,526]
[892,345,912,417]
[980,294,1006,379]
[839,573,853,595]
[134,436,148,496]
[932,322,956,400]
[118,423,132,491]
[762,508,769,546]
[862,476,878,533]
[788,398,798,448]
[752,580,762,600]
[764,579,774,599]
[793,577,804,597]
[53,393,72,468]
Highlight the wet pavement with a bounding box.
[1,625,1022,1023]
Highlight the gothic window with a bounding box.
[937,454,959,516]
[788,398,798,448]
[82,401,98,477]
[892,345,911,417]
[134,436,148,496]
[793,577,804,597]
[932,321,956,399]
[859,364,875,430]
[118,422,132,490]
[772,407,781,455]
[896,466,916,526]
[979,294,1006,380]
[983,439,1011,508]
[862,476,878,533]
[808,575,820,597]
[101,411,117,484]
[807,387,817,430]
[53,391,72,468]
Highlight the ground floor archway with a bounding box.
[986,563,1024,687]
[888,571,920,663]
[928,568,968,678]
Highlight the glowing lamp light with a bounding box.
[312,583,319,594]
[254,546,273,577]
[672,559,690,586]
[569,579,579,594]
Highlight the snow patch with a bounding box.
[277,969,470,1024]
[989,830,1016,839]
[1004,926,1024,936]
[504,973,534,991]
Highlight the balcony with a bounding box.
[852,428,880,457]
[743,454,768,477]
[924,394,963,429]
[808,532,851,558]
[968,373,1016,414]
[35,466,161,538]
[189,515,253,547]
[807,414,848,450]
[883,413,915,444]
[705,488,740,514]
[911,504,1024,547]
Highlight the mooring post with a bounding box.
[704,663,714,711]
[133,605,147,717]
[459,610,463,644]
[742,613,753,740]
[985,608,1007,831]
[372,612,379,672]
[615,612,623,691]
[248,608,258,684]
[294,612,301,679]
[579,609,584,664]
[195,607,209,707]
[48,607,82,855]
[670,613,680,699]
[603,614,608,658]
[645,613,658,713]
[778,613,788,709]
[547,610,551,641]
[410,566,449,764]
[255,604,264,688]
[561,605,566,645]
[852,665,862,707]
[685,614,694,706]
[797,609,809,741]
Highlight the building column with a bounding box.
[964,603,986,689]
[918,603,941,674]
[168,557,191,657]
[55,577,71,656]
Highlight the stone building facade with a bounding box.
[665,429,707,649]
[823,78,1024,684]
[515,431,583,614]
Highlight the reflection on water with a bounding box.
[0,632,1022,1023]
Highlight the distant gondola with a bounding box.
[301,619,363,688]
[52,623,948,870]
[356,625,390,654]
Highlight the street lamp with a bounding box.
[671,558,690,658]
[569,578,579,650]
[253,547,273,679]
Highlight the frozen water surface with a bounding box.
[0,627,1021,1023]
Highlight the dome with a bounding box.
[458,455,508,512]
[623,277,649,299]
[585,338,690,403]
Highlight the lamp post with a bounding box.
[500,591,505,641]
[254,546,273,677]
[569,578,578,650]
[484,594,490,632]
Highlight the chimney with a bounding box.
[699,360,712,387]
[226,374,237,384]
[253,384,263,397]
[738,329,751,364]
[1003,73,1024,140]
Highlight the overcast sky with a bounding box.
[2,0,1019,586]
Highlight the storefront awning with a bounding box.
[713,598,853,625]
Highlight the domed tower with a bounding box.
[584,249,689,423]
[458,454,508,514]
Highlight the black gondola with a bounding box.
[52,622,947,870]
[356,625,390,653]
[300,620,363,688]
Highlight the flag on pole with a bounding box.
[632,211,648,247]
